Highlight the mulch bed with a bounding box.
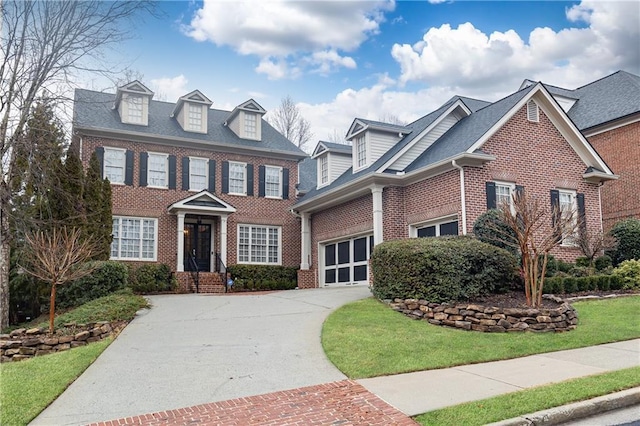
[465,289,638,309]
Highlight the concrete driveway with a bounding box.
[31,286,371,425]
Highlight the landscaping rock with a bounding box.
[75,331,90,341]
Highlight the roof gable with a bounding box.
[171,89,213,117]
[168,191,236,214]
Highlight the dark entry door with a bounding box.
[184,223,211,272]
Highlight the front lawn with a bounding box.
[322,295,640,379]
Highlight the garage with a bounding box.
[322,235,374,286]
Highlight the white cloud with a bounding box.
[150,75,189,102]
[307,50,357,75]
[390,1,639,92]
[184,0,394,78]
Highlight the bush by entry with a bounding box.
[370,237,519,303]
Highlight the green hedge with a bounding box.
[370,237,519,303]
[609,218,640,266]
[543,274,623,294]
[56,261,128,309]
[127,263,177,294]
[227,264,298,291]
[612,259,640,290]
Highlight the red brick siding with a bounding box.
[587,121,640,230]
[465,105,601,261]
[382,186,407,240]
[79,136,301,273]
[404,170,462,235]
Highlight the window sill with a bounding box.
[110,257,157,262]
[227,192,247,197]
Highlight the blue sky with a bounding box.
[86,0,640,149]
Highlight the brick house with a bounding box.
[73,81,307,292]
[293,81,617,289]
[532,70,640,230]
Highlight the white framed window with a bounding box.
[189,157,208,191]
[495,181,516,214]
[229,161,246,195]
[320,155,328,185]
[127,95,143,124]
[187,103,203,131]
[238,225,281,265]
[148,153,168,187]
[111,217,157,261]
[355,136,366,169]
[265,166,282,198]
[411,216,459,238]
[559,189,578,246]
[244,112,257,139]
[104,147,126,184]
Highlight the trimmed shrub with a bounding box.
[594,255,612,271]
[472,209,519,255]
[227,264,297,291]
[575,257,591,268]
[56,261,128,309]
[609,218,640,266]
[128,263,177,293]
[370,237,519,303]
[612,259,640,290]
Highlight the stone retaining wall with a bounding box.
[0,321,126,362]
[388,297,578,332]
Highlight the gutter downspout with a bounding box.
[598,182,604,233]
[452,160,467,235]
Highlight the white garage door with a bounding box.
[322,235,374,286]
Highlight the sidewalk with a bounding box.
[91,339,639,425]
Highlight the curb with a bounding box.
[487,387,640,425]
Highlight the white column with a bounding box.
[371,185,384,246]
[220,215,228,265]
[300,212,311,270]
[176,212,185,272]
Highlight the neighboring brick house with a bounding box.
[73,81,307,292]
[293,82,617,289]
[532,70,640,230]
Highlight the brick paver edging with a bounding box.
[88,380,418,426]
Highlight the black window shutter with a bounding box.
[208,160,216,193]
[486,182,496,210]
[182,157,190,190]
[125,150,134,186]
[246,164,254,196]
[95,147,104,178]
[258,165,266,197]
[168,155,176,189]
[221,161,229,194]
[515,185,524,198]
[282,168,289,199]
[139,152,148,187]
[577,193,586,232]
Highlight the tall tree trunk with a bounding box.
[0,181,10,329]
[49,282,57,333]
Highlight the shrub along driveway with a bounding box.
[30,286,371,426]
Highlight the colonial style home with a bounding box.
[73,81,307,292]
[293,80,618,289]
[530,70,640,230]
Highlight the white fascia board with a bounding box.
[376,99,472,173]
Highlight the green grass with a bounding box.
[414,366,640,426]
[0,338,112,426]
[322,295,640,378]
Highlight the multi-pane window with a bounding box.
[320,155,328,185]
[559,190,577,245]
[416,219,459,238]
[229,162,246,195]
[265,166,281,198]
[188,104,203,131]
[238,225,280,264]
[495,181,516,214]
[189,157,207,191]
[111,217,157,260]
[244,112,257,138]
[104,148,125,184]
[148,153,168,187]
[355,136,366,168]
[127,95,143,124]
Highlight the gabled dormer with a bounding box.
[113,80,154,126]
[225,99,266,141]
[345,119,410,173]
[171,90,213,134]
[311,141,352,188]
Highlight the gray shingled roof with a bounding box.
[297,157,317,194]
[544,70,640,131]
[319,141,352,154]
[356,118,411,132]
[73,89,307,157]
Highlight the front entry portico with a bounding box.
[168,191,236,273]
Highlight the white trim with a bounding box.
[188,156,209,192]
[353,135,367,172]
[237,224,282,265]
[264,165,283,199]
[103,147,126,184]
[319,233,374,287]
[110,216,158,261]
[147,152,169,189]
[409,215,459,238]
[558,188,579,247]
[452,160,467,235]
[228,161,247,196]
[494,180,517,215]
[168,190,236,214]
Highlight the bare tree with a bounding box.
[267,96,314,150]
[576,228,615,270]
[494,191,581,307]
[0,0,157,328]
[378,113,407,126]
[20,227,96,333]
[326,128,350,144]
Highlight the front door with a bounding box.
[184,223,211,272]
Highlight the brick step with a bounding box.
[177,272,225,294]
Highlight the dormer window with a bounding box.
[355,136,367,169]
[114,81,154,126]
[172,90,212,134]
[188,103,203,131]
[127,95,143,124]
[320,155,328,185]
[245,112,257,139]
